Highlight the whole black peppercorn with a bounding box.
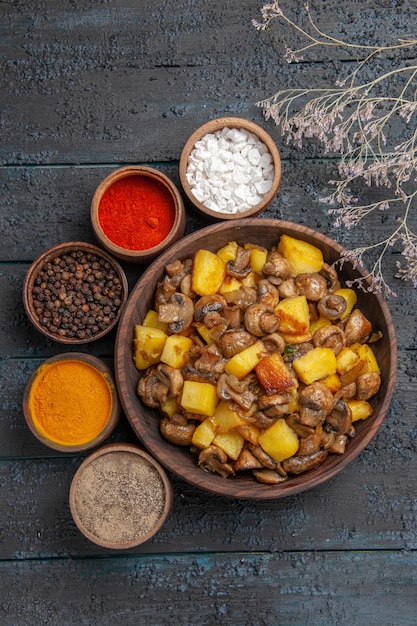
[30,247,125,341]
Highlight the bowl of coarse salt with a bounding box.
[179,117,282,220]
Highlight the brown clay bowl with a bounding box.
[179,117,282,220]
[91,166,186,263]
[114,219,397,500]
[23,241,128,344]
[69,443,173,549]
[23,353,121,453]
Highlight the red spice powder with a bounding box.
[98,175,176,250]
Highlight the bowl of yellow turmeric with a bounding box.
[115,218,397,500]
[23,353,121,453]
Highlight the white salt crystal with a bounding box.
[186,125,276,214]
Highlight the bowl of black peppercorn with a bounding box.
[23,242,128,344]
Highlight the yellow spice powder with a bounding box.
[28,360,112,446]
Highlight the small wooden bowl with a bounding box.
[91,166,186,263]
[179,117,282,220]
[69,443,173,549]
[23,241,128,344]
[23,353,121,453]
[115,219,397,500]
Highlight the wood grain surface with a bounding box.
[1,0,417,624]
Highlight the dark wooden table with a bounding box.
[1,1,417,624]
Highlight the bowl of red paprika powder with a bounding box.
[91,166,186,264]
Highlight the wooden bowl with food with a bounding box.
[23,241,128,344]
[115,219,397,500]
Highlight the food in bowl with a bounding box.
[133,233,383,486]
[23,242,128,344]
[185,126,275,215]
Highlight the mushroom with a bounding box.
[262,250,292,285]
[234,447,263,471]
[278,278,298,298]
[253,468,288,484]
[297,426,323,457]
[317,294,347,320]
[298,381,335,427]
[158,292,194,333]
[155,363,184,397]
[285,412,315,439]
[282,449,328,474]
[320,263,340,292]
[226,246,252,279]
[343,309,372,345]
[198,445,235,477]
[194,294,227,329]
[165,258,193,288]
[313,324,346,355]
[247,443,278,470]
[327,433,348,455]
[137,367,169,407]
[325,399,352,435]
[262,333,286,354]
[223,285,257,309]
[193,343,227,378]
[356,371,381,400]
[217,328,256,358]
[244,302,279,337]
[295,272,328,301]
[217,373,257,411]
[154,275,176,309]
[257,392,292,417]
[160,414,196,446]
[257,279,279,308]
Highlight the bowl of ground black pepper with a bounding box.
[23,241,128,344]
[69,443,173,549]
[91,166,186,263]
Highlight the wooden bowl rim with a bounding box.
[22,352,121,453]
[22,241,128,344]
[179,117,282,220]
[69,442,173,549]
[90,165,186,263]
[115,218,397,500]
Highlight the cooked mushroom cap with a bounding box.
[244,302,279,337]
[295,273,328,301]
[313,324,346,355]
[298,382,335,426]
[198,445,235,477]
[344,309,372,345]
[158,292,194,333]
[317,294,347,320]
[155,363,184,397]
[356,371,381,400]
[262,250,292,285]
[217,328,256,358]
[282,449,328,474]
[160,416,196,446]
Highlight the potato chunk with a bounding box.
[292,347,337,385]
[181,380,218,417]
[255,351,294,395]
[134,325,167,370]
[278,234,324,276]
[258,418,299,462]
[192,419,216,449]
[275,295,310,336]
[160,334,193,369]
[224,339,265,379]
[213,430,245,461]
[191,249,226,296]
